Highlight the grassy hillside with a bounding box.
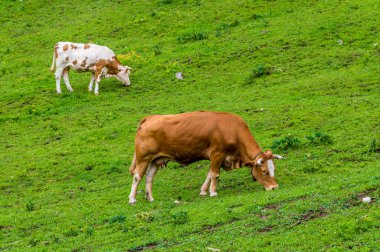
[0,0,379,250]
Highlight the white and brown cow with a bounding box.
[128,111,284,204]
[51,42,132,95]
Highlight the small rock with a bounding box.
[337,39,344,45]
[175,72,184,80]
[207,248,220,252]
[174,200,180,204]
[362,197,371,203]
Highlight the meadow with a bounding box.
[0,0,379,250]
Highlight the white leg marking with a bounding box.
[55,68,64,94]
[200,170,211,196]
[88,73,95,91]
[94,78,100,95]
[145,163,158,202]
[210,191,218,197]
[62,69,73,92]
[129,173,142,204]
[209,173,219,197]
[94,82,99,95]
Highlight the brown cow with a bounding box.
[128,111,284,204]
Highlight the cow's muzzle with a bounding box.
[265,185,279,191]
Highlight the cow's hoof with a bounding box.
[129,199,136,205]
[146,193,154,202]
[88,89,93,92]
[210,192,218,197]
[94,92,99,96]
[68,89,74,92]
[57,91,61,94]
[199,191,208,196]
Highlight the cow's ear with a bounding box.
[243,161,256,167]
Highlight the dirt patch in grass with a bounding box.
[357,188,377,201]
[289,208,328,228]
[201,219,238,232]
[257,225,274,233]
[127,242,159,252]
[264,203,280,210]
[0,225,13,230]
[257,214,269,219]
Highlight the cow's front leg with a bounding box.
[94,69,102,95]
[209,155,223,197]
[88,72,95,92]
[94,80,100,95]
[145,162,158,202]
[62,67,74,92]
[200,169,211,196]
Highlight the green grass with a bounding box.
[1,0,379,250]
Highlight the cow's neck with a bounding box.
[241,133,262,162]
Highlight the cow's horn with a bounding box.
[273,154,285,160]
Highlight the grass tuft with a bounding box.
[271,135,301,152]
[306,132,333,146]
[172,210,189,225]
[136,212,154,223]
[178,31,209,43]
[26,200,35,212]
[110,214,127,224]
[244,64,273,84]
[368,139,379,153]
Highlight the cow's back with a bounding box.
[135,111,251,163]
[55,42,116,71]
[137,111,247,140]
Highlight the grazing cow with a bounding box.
[128,111,284,204]
[51,42,132,95]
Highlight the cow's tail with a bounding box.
[129,152,136,175]
[50,51,56,73]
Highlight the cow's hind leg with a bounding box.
[129,160,149,204]
[62,67,74,92]
[54,67,64,94]
[88,72,95,92]
[145,162,159,202]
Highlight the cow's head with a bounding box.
[115,66,132,86]
[244,150,284,191]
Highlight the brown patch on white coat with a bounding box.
[50,42,132,95]
[81,57,88,68]
[54,44,59,59]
